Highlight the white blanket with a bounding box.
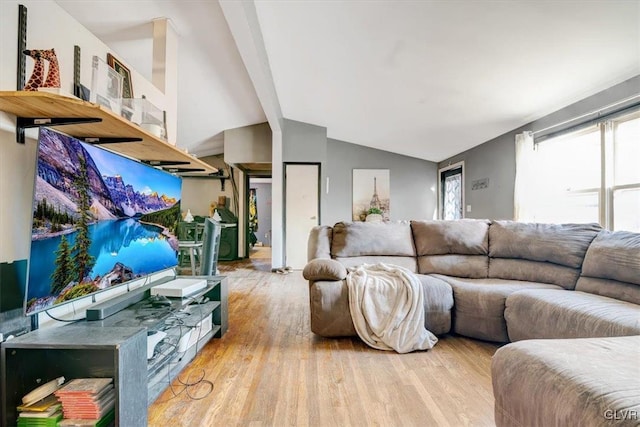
[346,263,438,353]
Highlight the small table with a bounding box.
[178,241,203,275]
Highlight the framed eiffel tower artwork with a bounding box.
[352,169,390,222]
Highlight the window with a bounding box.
[516,111,640,231]
[439,162,464,220]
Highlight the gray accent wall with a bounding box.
[325,139,438,226]
[280,119,438,227]
[438,133,515,220]
[439,75,640,220]
[282,119,327,163]
[281,119,329,222]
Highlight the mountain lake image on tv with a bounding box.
[26,127,182,315]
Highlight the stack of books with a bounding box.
[17,377,65,427]
[57,410,115,427]
[54,378,116,426]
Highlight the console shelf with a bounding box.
[1,326,147,427]
[0,91,216,174]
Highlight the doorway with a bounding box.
[284,163,320,269]
[247,177,272,262]
[439,162,464,220]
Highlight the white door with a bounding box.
[285,164,319,269]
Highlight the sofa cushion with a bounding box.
[581,230,640,284]
[411,219,490,255]
[418,255,488,278]
[492,336,640,427]
[411,219,490,278]
[489,221,601,289]
[489,258,580,290]
[307,225,333,261]
[489,221,601,267]
[504,289,640,342]
[433,275,562,342]
[302,259,347,282]
[576,230,640,304]
[576,277,640,306]
[331,221,415,257]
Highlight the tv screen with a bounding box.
[26,127,182,315]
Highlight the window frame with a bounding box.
[530,109,640,231]
[438,161,465,220]
[609,111,640,230]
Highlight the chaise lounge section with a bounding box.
[492,335,640,427]
[505,229,640,341]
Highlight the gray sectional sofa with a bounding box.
[303,219,640,426]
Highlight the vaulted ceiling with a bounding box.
[57,0,639,162]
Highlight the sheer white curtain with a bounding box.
[513,131,536,221]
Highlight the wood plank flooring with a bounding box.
[148,257,499,426]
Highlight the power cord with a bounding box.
[152,340,213,402]
[44,311,85,322]
[163,368,214,401]
[135,305,175,321]
[153,291,213,402]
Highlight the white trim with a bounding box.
[437,161,465,220]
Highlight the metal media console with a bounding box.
[0,276,228,427]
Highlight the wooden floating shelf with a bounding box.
[0,91,217,174]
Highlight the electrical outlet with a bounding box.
[466,205,472,213]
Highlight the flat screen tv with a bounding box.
[26,127,182,315]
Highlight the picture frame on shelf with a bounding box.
[107,53,133,98]
[90,56,123,112]
[75,84,91,102]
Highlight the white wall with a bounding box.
[0,0,173,262]
[0,0,174,326]
[0,129,36,264]
[181,178,228,217]
[181,155,239,217]
[0,1,171,136]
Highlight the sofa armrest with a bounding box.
[303,259,347,281]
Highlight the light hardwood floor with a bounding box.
[148,257,499,426]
